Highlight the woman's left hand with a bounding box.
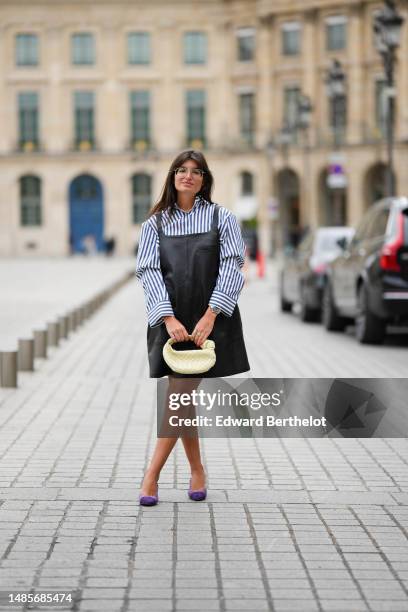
[191,309,216,347]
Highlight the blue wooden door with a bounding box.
[69,175,104,253]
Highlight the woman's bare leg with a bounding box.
[139,437,179,496]
[140,376,204,496]
[177,377,206,490]
[181,436,206,490]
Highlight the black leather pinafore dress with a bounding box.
[147,204,250,378]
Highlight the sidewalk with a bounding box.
[0,257,135,350]
[0,276,407,612]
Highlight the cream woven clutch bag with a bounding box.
[162,336,216,374]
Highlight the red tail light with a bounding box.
[380,212,404,272]
[313,263,327,274]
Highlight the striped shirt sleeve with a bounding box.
[209,209,245,317]
[135,217,174,327]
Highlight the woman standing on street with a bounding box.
[135,149,250,506]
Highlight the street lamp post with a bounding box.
[296,93,313,233]
[276,121,293,160]
[373,0,404,197]
[325,59,346,149]
[325,59,346,225]
[266,137,277,256]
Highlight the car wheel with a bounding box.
[299,285,320,323]
[355,285,386,344]
[279,274,292,313]
[322,280,347,332]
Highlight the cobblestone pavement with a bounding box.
[0,264,407,612]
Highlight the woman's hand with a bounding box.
[191,309,217,347]
[164,316,190,343]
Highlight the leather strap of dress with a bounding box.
[156,211,163,236]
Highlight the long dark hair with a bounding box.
[149,149,214,217]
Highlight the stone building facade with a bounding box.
[0,0,407,256]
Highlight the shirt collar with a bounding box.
[174,194,204,213]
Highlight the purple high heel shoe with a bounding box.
[188,477,207,502]
[139,483,159,506]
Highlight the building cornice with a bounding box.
[257,0,381,19]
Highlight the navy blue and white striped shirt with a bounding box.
[136,195,246,327]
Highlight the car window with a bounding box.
[364,208,390,240]
[352,213,370,243]
[352,207,382,243]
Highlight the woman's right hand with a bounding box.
[163,316,190,343]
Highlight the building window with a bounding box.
[74,91,95,149]
[186,90,206,147]
[241,171,254,196]
[283,86,300,139]
[329,93,347,143]
[236,27,255,62]
[326,16,347,51]
[132,173,151,223]
[72,33,95,65]
[19,175,42,226]
[130,91,150,150]
[239,92,255,145]
[375,79,387,136]
[184,32,207,64]
[18,92,39,151]
[15,33,39,66]
[283,86,300,143]
[128,32,150,65]
[281,22,301,56]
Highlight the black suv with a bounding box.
[323,197,408,344]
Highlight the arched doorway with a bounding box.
[364,162,395,208]
[276,168,301,247]
[69,174,104,253]
[318,168,347,226]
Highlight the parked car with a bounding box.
[280,226,355,321]
[322,197,408,344]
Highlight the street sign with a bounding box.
[327,161,347,189]
[327,173,347,189]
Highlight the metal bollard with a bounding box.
[47,321,59,346]
[0,351,17,388]
[58,316,67,340]
[34,330,47,358]
[68,311,76,332]
[18,338,34,371]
